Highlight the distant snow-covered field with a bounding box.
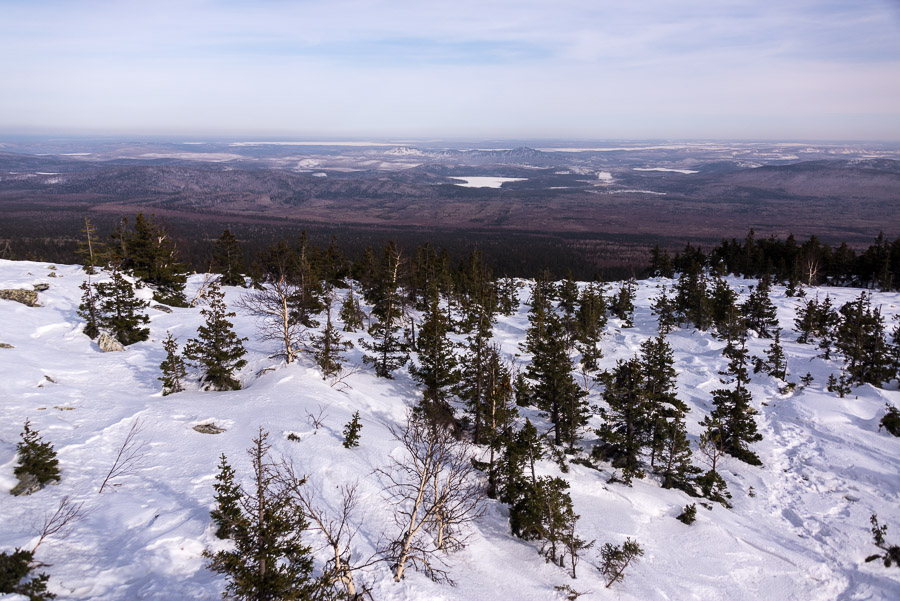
[1,259,899,600]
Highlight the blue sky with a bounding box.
[1,0,899,140]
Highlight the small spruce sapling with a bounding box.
[158,333,186,395]
[13,420,60,494]
[827,373,852,398]
[866,514,900,568]
[598,538,644,588]
[209,454,242,539]
[342,411,362,448]
[676,503,697,525]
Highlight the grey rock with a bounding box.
[0,342,13,349]
[193,423,226,434]
[10,473,44,496]
[151,304,173,314]
[97,332,125,352]
[0,289,39,307]
[33,283,50,291]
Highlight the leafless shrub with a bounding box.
[189,266,214,307]
[281,467,380,600]
[98,419,148,494]
[378,412,485,584]
[237,276,307,363]
[32,495,90,553]
[305,405,330,432]
[330,364,363,393]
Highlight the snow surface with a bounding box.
[452,177,526,188]
[1,260,900,600]
[633,168,699,175]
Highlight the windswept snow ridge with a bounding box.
[0,260,899,600]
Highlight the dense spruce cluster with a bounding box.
[650,229,900,291]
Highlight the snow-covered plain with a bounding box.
[633,168,700,175]
[452,177,526,188]
[1,259,900,600]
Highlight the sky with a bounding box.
[1,0,899,141]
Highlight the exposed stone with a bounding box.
[33,283,50,291]
[151,304,173,314]
[10,473,50,496]
[0,289,39,307]
[0,342,13,349]
[193,423,226,434]
[47,272,58,278]
[97,332,125,352]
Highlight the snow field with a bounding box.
[1,260,899,600]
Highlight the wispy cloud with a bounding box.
[1,0,898,139]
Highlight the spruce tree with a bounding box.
[511,476,584,571]
[596,357,650,482]
[342,411,362,448]
[338,286,364,332]
[650,285,676,335]
[159,333,187,395]
[311,295,352,379]
[656,418,698,492]
[557,271,580,348]
[14,419,60,489]
[456,271,499,444]
[93,267,150,345]
[360,243,408,378]
[701,331,762,465]
[611,278,636,327]
[77,277,101,339]
[184,281,247,391]
[288,233,324,329]
[479,346,517,499]
[499,419,543,506]
[742,275,778,338]
[696,420,732,507]
[410,286,459,425]
[210,454,242,540]
[496,277,520,316]
[674,260,712,330]
[212,229,247,287]
[639,335,690,474]
[762,328,788,381]
[0,548,54,600]
[124,213,188,306]
[575,282,607,370]
[708,276,740,339]
[205,429,316,601]
[527,312,588,450]
[835,292,892,386]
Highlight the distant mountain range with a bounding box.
[1,140,898,272]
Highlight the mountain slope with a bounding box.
[1,260,899,600]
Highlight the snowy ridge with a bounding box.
[1,260,899,600]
